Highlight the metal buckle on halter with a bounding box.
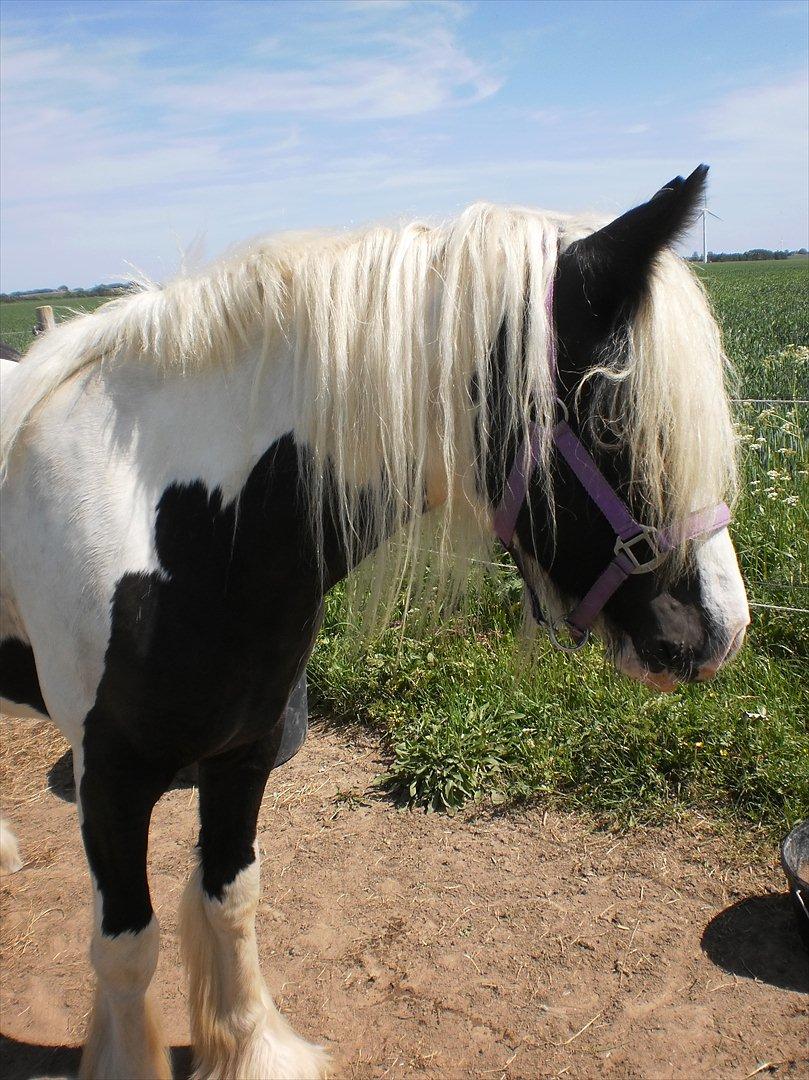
[547,617,590,653]
[614,526,665,574]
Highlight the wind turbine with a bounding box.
[696,193,721,264]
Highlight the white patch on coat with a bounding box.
[694,527,750,668]
[0,347,295,744]
[178,853,328,1080]
[79,915,171,1080]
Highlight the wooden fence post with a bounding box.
[35,305,55,334]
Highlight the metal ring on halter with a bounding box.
[547,617,590,653]
[555,397,569,423]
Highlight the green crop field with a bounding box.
[312,259,809,837]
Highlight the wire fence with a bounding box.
[2,323,806,616]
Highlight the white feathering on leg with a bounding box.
[0,818,22,874]
[79,915,172,1080]
[179,856,329,1080]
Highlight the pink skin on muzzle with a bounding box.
[695,620,750,682]
[615,615,750,693]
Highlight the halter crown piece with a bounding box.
[492,274,731,653]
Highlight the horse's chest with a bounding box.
[87,437,320,761]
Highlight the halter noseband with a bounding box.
[493,399,731,653]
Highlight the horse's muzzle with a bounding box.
[695,621,749,682]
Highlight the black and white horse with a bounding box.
[0,166,749,1079]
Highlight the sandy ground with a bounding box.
[0,711,807,1080]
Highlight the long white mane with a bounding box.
[0,203,735,622]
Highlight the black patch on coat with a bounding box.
[0,638,48,714]
[79,435,363,933]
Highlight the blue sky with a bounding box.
[1,0,807,290]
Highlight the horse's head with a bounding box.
[503,166,749,690]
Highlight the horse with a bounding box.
[0,164,749,1079]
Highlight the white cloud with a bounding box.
[0,0,502,287]
[700,72,808,155]
[152,21,499,121]
[1,4,806,288]
[0,34,151,97]
[526,109,562,125]
[672,71,809,253]
[155,55,498,121]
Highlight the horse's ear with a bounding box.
[560,164,708,324]
[589,163,708,257]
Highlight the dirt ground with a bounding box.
[1,711,807,1080]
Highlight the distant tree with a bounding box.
[705,248,791,262]
[0,281,135,302]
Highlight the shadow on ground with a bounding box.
[702,893,809,993]
[47,749,198,804]
[0,1036,192,1080]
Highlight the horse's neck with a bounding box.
[88,343,296,511]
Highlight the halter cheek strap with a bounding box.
[493,410,731,651]
[492,426,542,545]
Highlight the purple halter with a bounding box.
[493,410,730,651]
[492,273,731,652]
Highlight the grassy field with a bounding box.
[312,259,809,836]
[0,296,111,353]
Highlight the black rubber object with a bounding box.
[780,818,809,953]
[272,671,308,769]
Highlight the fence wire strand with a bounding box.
[415,548,808,618]
[749,603,809,615]
[733,398,808,405]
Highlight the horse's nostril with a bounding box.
[652,639,685,671]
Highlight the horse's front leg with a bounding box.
[178,736,329,1080]
[78,743,174,1080]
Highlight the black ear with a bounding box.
[589,164,708,256]
[559,164,708,328]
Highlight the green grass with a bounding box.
[312,612,807,828]
[700,261,808,615]
[311,259,809,836]
[0,297,111,353]
[696,260,808,398]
